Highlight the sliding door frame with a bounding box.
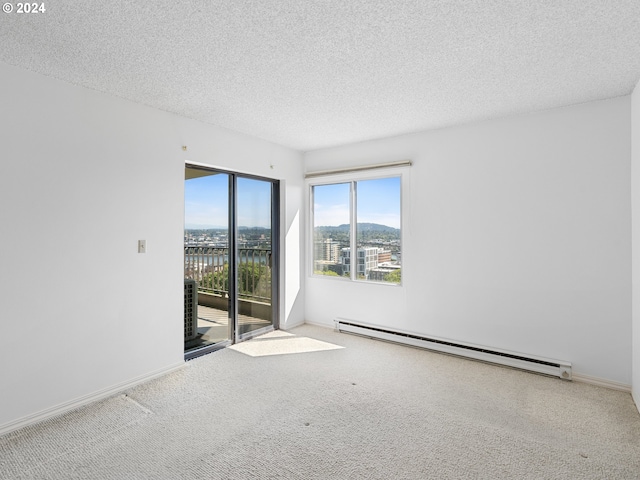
[235,176,280,343]
[184,164,280,358]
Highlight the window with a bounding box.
[312,176,402,284]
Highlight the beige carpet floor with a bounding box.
[1,324,639,479]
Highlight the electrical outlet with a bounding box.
[138,240,146,253]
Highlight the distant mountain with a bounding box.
[315,223,398,234]
[238,226,271,231]
[186,226,271,232]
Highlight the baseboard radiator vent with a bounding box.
[334,318,572,380]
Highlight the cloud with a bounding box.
[313,203,350,227]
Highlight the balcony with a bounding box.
[184,246,273,350]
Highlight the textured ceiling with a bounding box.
[1,1,640,151]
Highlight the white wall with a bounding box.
[0,62,304,432]
[632,81,640,407]
[305,97,632,385]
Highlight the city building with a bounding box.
[369,264,402,283]
[314,238,342,264]
[377,249,392,264]
[340,247,381,278]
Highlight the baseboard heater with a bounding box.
[334,318,572,380]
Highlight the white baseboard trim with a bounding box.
[302,320,334,329]
[281,318,306,330]
[572,373,631,392]
[0,361,185,437]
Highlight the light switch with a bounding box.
[138,240,146,253]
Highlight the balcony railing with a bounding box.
[184,246,272,303]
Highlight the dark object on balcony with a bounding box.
[184,279,198,341]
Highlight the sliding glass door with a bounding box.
[184,165,278,358]
[184,169,232,353]
[236,177,277,339]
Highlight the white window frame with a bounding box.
[307,165,408,286]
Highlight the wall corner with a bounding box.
[631,79,640,414]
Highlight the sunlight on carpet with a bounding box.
[229,330,344,357]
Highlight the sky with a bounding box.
[313,177,401,229]
[186,173,401,230]
[184,173,272,229]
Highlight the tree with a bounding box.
[314,270,339,277]
[385,269,401,283]
[199,261,271,300]
[238,261,271,300]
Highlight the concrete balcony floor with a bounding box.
[186,304,271,350]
